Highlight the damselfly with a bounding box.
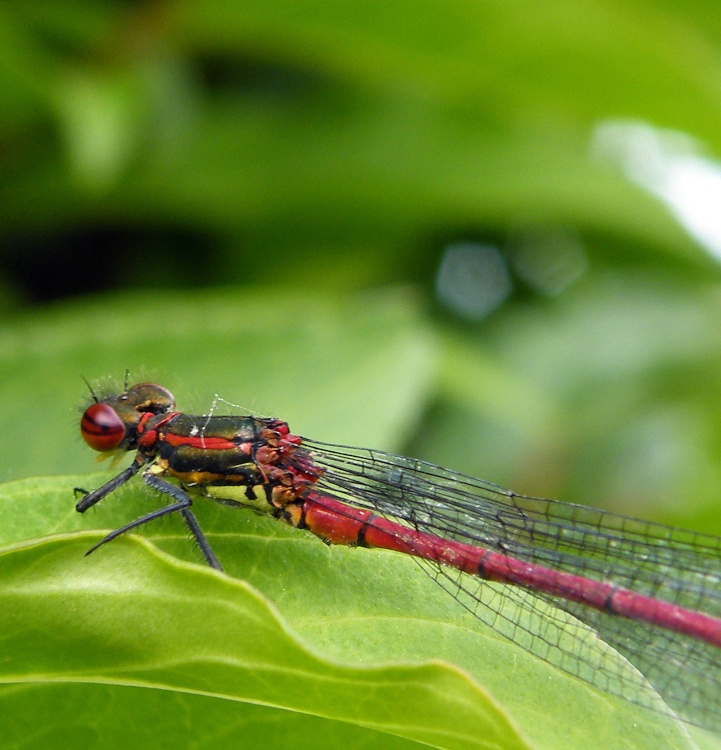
[76,380,721,731]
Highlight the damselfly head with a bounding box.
[80,382,176,453]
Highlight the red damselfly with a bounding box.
[76,379,721,731]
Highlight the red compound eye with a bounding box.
[80,403,126,452]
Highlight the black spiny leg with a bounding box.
[84,472,223,571]
[75,458,147,512]
[144,474,223,570]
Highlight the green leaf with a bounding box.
[0,474,700,750]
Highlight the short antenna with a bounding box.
[81,375,99,403]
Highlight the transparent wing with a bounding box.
[298,438,721,730]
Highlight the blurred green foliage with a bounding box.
[2,2,721,745]
[3,0,721,529]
